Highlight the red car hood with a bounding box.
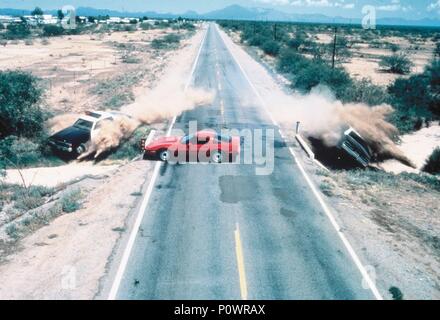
[145,136,179,150]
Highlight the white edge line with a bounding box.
[234,223,248,300]
[295,134,315,160]
[145,130,157,146]
[216,23,383,300]
[107,25,209,300]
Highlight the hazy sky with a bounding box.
[1,0,439,19]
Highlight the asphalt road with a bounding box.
[114,23,376,300]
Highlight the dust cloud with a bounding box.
[47,28,214,160]
[268,86,414,167]
[47,113,80,135]
[77,85,214,159]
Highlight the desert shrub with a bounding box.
[140,22,152,30]
[387,72,436,132]
[0,136,42,167]
[389,75,432,113]
[123,25,136,32]
[173,22,195,31]
[41,38,50,45]
[151,38,166,49]
[277,49,309,74]
[293,61,352,99]
[6,223,19,239]
[388,43,400,53]
[247,34,267,47]
[11,185,53,211]
[425,59,440,115]
[24,39,34,46]
[180,22,195,31]
[5,23,31,40]
[287,32,308,51]
[261,40,281,56]
[342,79,389,106]
[423,147,440,175]
[154,21,171,29]
[380,53,413,74]
[42,25,64,37]
[122,55,141,64]
[151,33,180,49]
[163,33,180,43]
[0,71,44,138]
[61,189,83,213]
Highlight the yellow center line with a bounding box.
[234,223,248,300]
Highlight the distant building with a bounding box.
[0,15,21,24]
[41,14,58,25]
[107,17,122,24]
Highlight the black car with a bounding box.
[337,127,372,167]
[48,111,114,156]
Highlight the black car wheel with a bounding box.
[158,149,169,162]
[76,144,86,155]
[211,150,225,163]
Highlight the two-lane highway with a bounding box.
[110,23,379,300]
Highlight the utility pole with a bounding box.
[332,26,337,69]
[273,23,277,41]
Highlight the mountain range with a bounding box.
[1,4,439,27]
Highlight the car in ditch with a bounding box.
[141,130,241,163]
[336,127,372,167]
[48,111,115,156]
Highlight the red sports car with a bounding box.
[142,130,240,163]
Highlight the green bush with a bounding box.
[11,185,54,211]
[277,49,308,74]
[380,53,413,74]
[425,59,440,115]
[261,40,281,56]
[387,73,434,132]
[61,189,83,213]
[5,23,31,40]
[122,55,141,64]
[342,79,389,106]
[140,22,152,30]
[287,33,307,51]
[6,223,19,239]
[0,71,44,138]
[151,33,181,49]
[423,147,440,175]
[247,34,267,47]
[0,136,42,167]
[174,22,195,31]
[42,25,64,37]
[293,61,353,100]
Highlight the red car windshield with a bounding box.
[181,134,194,144]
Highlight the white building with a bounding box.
[107,17,121,24]
[41,14,58,25]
